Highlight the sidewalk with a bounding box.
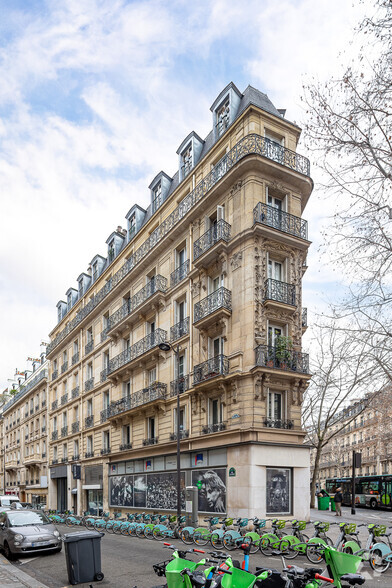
[0,553,50,588]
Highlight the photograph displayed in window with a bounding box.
[110,476,133,507]
[192,468,226,513]
[146,472,185,509]
[109,472,186,510]
[266,467,291,514]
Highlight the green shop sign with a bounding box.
[229,467,236,477]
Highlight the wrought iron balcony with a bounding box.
[101,328,109,342]
[170,375,190,397]
[34,405,39,412]
[100,447,111,455]
[202,422,226,435]
[52,370,58,381]
[52,459,58,465]
[72,386,80,399]
[100,368,109,383]
[264,279,295,306]
[61,457,68,463]
[170,317,190,342]
[71,454,80,461]
[263,418,294,430]
[72,421,80,434]
[30,408,34,415]
[302,308,308,328]
[61,426,68,437]
[85,339,94,355]
[61,361,68,374]
[119,443,133,451]
[100,408,111,423]
[143,437,158,446]
[253,202,308,240]
[108,329,167,376]
[170,260,189,288]
[42,452,46,458]
[85,377,94,392]
[52,430,58,441]
[170,430,189,441]
[85,451,94,458]
[72,351,79,365]
[193,220,231,261]
[255,345,309,374]
[51,399,58,411]
[193,355,229,385]
[85,415,94,428]
[42,400,46,408]
[108,382,167,418]
[47,134,310,358]
[194,288,232,324]
[41,426,46,433]
[61,393,68,405]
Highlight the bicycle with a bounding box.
[306,522,360,564]
[300,543,366,588]
[305,521,334,563]
[259,518,287,556]
[277,519,309,559]
[369,523,392,572]
[241,516,267,553]
[221,517,250,551]
[210,518,234,550]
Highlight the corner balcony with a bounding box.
[193,355,229,386]
[107,276,168,338]
[263,418,294,430]
[253,203,308,243]
[108,382,167,420]
[193,220,231,268]
[264,279,296,308]
[170,317,190,342]
[255,345,309,374]
[107,329,167,379]
[194,288,232,329]
[170,260,190,288]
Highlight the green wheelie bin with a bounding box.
[317,495,330,510]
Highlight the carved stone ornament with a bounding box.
[255,376,268,401]
[230,180,243,196]
[230,251,243,271]
[231,380,238,403]
[191,281,201,298]
[219,383,228,406]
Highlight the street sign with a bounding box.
[229,467,236,477]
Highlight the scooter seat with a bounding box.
[340,573,365,586]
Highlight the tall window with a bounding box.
[103,430,110,450]
[174,407,185,432]
[148,417,155,439]
[108,240,115,263]
[176,246,186,268]
[53,446,58,460]
[216,99,230,136]
[209,398,223,425]
[152,182,162,212]
[73,440,79,458]
[268,391,285,421]
[103,390,110,409]
[87,436,93,454]
[268,259,283,281]
[129,214,136,239]
[93,261,98,281]
[122,425,131,445]
[148,368,157,385]
[268,325,283,347]
[182,144,192,177]
[87,398,93,416]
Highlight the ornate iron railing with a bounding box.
[263,418,294,429]
[170,430,189,441]
[71,454,80,461]
[41,426,46,432]
[193,355,229,385]
[42,400,46,408]
[72,351,79,365]
[194,220,231,260]
[170,260,190,288]
[202,422,226,435]
[100,408,111,423]
[72,386,80,399]
[51,399,58,411]
[194,288,232,322]
[52,370,58,381]
[34,404,39,412]
[120,443,133,451]
[72,421,79,434]
[47,134,310,356]
[108,329,167,375]
[61,393,68,405]
[61,426,68,437]
[61,457,68,463]
[255,345,309,374]
[264,279,295,306]
[85,415,94,428]
[85,451,94,458]
[101,328,109,342]
[52,430,58,441]
[253,202,308,240]
[302,308,308,328]
[52,459,58,465]
[101,447,111,455]
[170,375,190,397]
[170,317,190,342]
[61,362,68,374]
[143,437,158,446]
[85,339,94,355]
[100,368,109,383]
[85,377,94,392]
[108,382,167,418]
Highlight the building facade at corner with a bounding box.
[46,83,313,519]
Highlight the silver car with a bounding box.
[0,509,62,559]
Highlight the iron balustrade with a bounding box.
[85,415,94,428]
[170,430,189,441]
[194,287,232,322]
[34,405,39,412]
[108,382,167,418]
[302,308,308,328]
[51,399,58,411]
[72,352,79,365]
[101,328,109,342]
[263,418,294,429]
[253,202,308,240]
[170,375,190,397]
[61,426,68,437]
[61,362,68,374]
[47,134,310,357]
[42,453,46,458]
[202,422,226,435]
[100,408,111,423]
[52,430,58,441]
[85,339,94,355]
[72,386,80,399]
[107,275,167,332]
[72,454,80,461]
[264,278,295,306]
[100,447,111,455]
[100,368,109,383]
[170,260,190,288]
[41,426,46,432]
[85,451,94,458]
[42,400,46,408]
[108,329,167,375]
[85,377,94,392]
[62,457,68,463]
[194,220,231,260]
[72,421,79,434]
[193,355,229,384]
[30,409,34,415]
[143,437,158,446]
[120,443,133,451]
[52,459,58,465]
[255,345,309,374]
[52,370,58,381]
[170,317,190,342]
[61,393,68,405]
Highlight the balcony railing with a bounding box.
[52,370,58,381]
[193,355,229,385]
[264,279,295,306]
[120,443,133,451]
[101,328,109,342]
[2,369,48,413]
[100,368,109,383]
[194,288,232,323]
[100,408,111,423]
[42,400,46,408]
[71,454,80,461]
[61,393,68,405]
[170,430,189,441]
[253,202,308,240]
[100,447,111,455]
[107,275,167,332]
[61,426,68,437]
[61,457,68,463]
[143,437,158,446]
[302,308,308,328]
[85,451,94,458]
[72,386,80,399]
[52,459,58,465]
[170,317,190,342]
[170,260,190,288]
[255,345,309,374]
[85,339,94,355]
[72,351,79,365]
[170,375,190,397]
[202,422,226,435]
[61,362,68,374]
[47,134,310,357]
[85,415,94,428]
[194,220,231,260]
[85,377,94,392]
[72,421,79,434]
[51,400,58,411]
[108,329,167,375]
[52,430,58,441]
[263,418,294,429]
[108,382,167,418]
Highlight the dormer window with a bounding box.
[182,144,192,177]
[57,306,62,322]
[152,183,162,213]
[216,99,230,136]
[108,240,115,263]
[129,215,136,239]
[67,292,72,311]
[78,278,83,297]
[92,261,98,282]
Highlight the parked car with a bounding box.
[0,495,21,508]
[10,502,32,510]
[0,510,61,559]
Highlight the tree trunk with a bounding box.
[310,444,323,509]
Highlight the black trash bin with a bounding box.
[63,530,104,585]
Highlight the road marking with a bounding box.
[18,557,39,564]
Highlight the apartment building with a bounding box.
[2,346,49,506]
[46,82,313,518]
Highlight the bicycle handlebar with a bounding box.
[315,574,333,583]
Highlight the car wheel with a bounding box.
[94,572,104,581]
[3,541,15,560]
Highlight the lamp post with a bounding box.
[159,341,182,519]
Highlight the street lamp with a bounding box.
[159,341,182,519]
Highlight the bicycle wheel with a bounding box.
[370,547,390,573]
[180,528,194,545]
[222,534,236,551]
[94,519,106,532]
[153,526,166,541]
[105,521,115,534]
[306,542,324,564]
[243,533,261,554]
[121,524,130,536]
[144,526,154,540]
[114,522,123,535]
[65,517,74,527]
[210,532,223,550]
[193,529,210,546]
[279,537,299,559]
[259,536,273,556]
[136,525,145,538]
[85,517,95,530]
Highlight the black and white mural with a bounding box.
[109,471,185,509]
[266,467,291,514]
[192,468,226,513]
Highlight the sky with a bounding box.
[0,0,373,389]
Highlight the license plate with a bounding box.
[31,541,49,547]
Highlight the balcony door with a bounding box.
[209,274,223,294]
[268,259,283,281]
[268,325,283,347]
[268,391,285,421]
[209,398,223,425]
[210,336,224,359]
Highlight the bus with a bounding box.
[325,475,392,509]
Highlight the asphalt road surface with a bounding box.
[7,507,392,587]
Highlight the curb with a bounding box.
[0,553,50,588]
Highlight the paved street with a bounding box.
[5,508,392,587]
